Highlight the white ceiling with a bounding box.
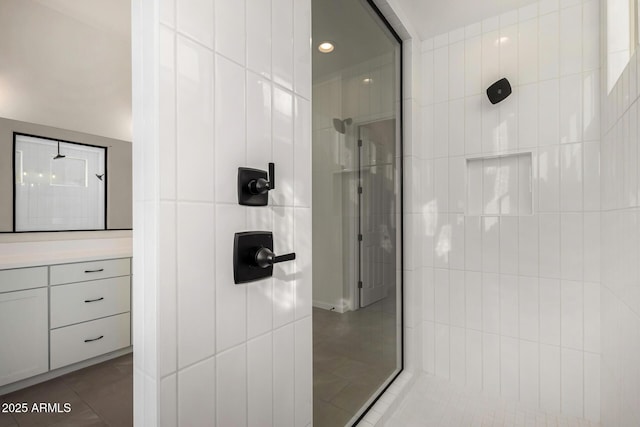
[0,0,131,140]
[312,0,541,80]
[313,0,397,80]
[32,0,130,40]
[394,0,540,40]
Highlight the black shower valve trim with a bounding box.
[237,162,275,206]
[247,162,275,195]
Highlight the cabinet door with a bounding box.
[0,288,48,387]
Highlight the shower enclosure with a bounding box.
[312,0,402,425]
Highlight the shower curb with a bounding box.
[359,370,416,426]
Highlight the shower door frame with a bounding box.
[349,0,404,424]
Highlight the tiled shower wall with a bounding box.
[416,0,602,421]
[133,0,313,425]
[600,25,640,427]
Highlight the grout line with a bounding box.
[580,2,588,412]
[210,1,218,424]
[163,316,312,380]
[270,0,276,420]
[171,14,180,426]
[242,0,250,418]
[173,29,309,103]
[446,65,452,382]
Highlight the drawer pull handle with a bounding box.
[84,335,104,343]
[84,268,105,273]
[84,297,104,303]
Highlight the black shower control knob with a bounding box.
[254,247,296,268]
[248,177,271,195]
[255,247,275,268]
[248,162,275,195]
[237,163,275,206]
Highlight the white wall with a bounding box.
[600,18,640,427]
[132,0,312,425]
[416,0,602,421]
[0,0,132,264]
[312,76,349,311]
[312,54,397,312]
[0,0,131,142]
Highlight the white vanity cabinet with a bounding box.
[0,258,131,389]
[49,258,131,370]
[0,267,49,387]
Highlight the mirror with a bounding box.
[14,134,107,231]
[0,118,132,233]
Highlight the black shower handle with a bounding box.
[248,162,275,195]
[254,246,295,268]
[268,162,275,190]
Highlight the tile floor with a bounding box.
[313,297,399,427]
[385,374,600,427]
[0,354,132,427]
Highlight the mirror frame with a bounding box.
[0,117,132,233]
[13,132,108,232]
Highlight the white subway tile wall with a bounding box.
[141,0,640,424]
[417,0,602,422]
[144,0,313,425]
[600,2,640,424]
[385,374,601,427]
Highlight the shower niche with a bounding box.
[466,152,533,216]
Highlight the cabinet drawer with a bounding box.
[50,258,130,285]
[50,277,131,329]
[0,266,47,293]
[50,313,130,370]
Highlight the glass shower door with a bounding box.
[312,0,402,425]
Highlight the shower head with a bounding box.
[332,117,353,134]
[332,118,344,134]
[486,77,512,104]
[53,142,66,159]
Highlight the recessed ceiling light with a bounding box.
[363,78,373,84]
[318,42,335,53]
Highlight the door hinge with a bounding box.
[358,234,362,241]
[358,139,363,147]
[358,281,363,288]
[358,186,363,194]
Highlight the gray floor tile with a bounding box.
[313,399,354,427]
[77,376,132,427]
[314,371,351,402]
[313,299,399,425]
[0,411,16,427]
[0,354,132,427]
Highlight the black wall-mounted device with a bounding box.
[237,163,275,206]
[486,78,512,104]
[233,231,296,284]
